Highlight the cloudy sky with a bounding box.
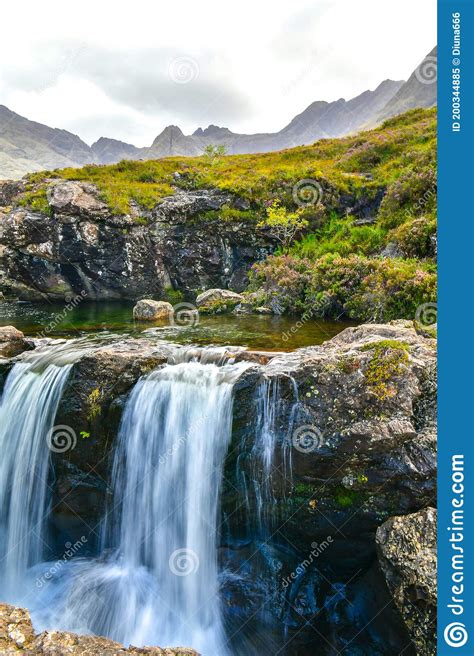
[0,0,436,146]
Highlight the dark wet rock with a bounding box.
[0,602,199,655]
[222,322,436,647]
[0,180,28,206]
[229,321,437,556]
[53,339,172,475]
[0,184,275,300]
[376,508,437,655]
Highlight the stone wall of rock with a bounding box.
[230,321,437,560]
[0,181,275,301]
[376,508,437,655]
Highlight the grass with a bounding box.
[14,108,437,323]
[22,108,436,218]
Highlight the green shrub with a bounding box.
[291,214,385,259]
[249,253,436,322]
[163,287,184,305]
[378,167,436,230]
[388,215,437,259]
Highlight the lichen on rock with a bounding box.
[376,507,437,655]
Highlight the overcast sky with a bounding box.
[0,0,436,146]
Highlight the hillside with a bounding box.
[1,107,436,322]
[0,105,94,179]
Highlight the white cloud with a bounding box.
[0,0,436,145]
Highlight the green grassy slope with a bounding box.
[18,107,437,322]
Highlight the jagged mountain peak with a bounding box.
[0,47,437,178]
[193,125,233,138]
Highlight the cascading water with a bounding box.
[0,343,85,600]
[236,375,298,533]
[27,348,249,656]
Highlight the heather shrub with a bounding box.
[249,253,437,322]
[388,215,437,259]
[378,167,436,230]
[247,255,313,314]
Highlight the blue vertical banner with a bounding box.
[438,0,474,654]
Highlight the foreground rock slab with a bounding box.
[376,507,437,655]
[0,602,199,655]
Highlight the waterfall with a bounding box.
[28,349,250,656]
[0,345,79,599]
[237,376,298,534]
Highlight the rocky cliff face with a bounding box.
[0,181,274,300]
[377,508,437,655]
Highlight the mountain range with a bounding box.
[0,47,436,180]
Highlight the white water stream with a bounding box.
[0,345,249,655]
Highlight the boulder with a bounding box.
[196,288,244,311]
[0,325,33,357]
[133,299,173,321]
[47,181,109,218]
[376,508,437,655]
[381,241,405,258]
[0,602,199,655]
[229,320,437,552]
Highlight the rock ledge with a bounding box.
[0,602,199,655]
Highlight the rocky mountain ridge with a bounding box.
[0,48,436,179]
